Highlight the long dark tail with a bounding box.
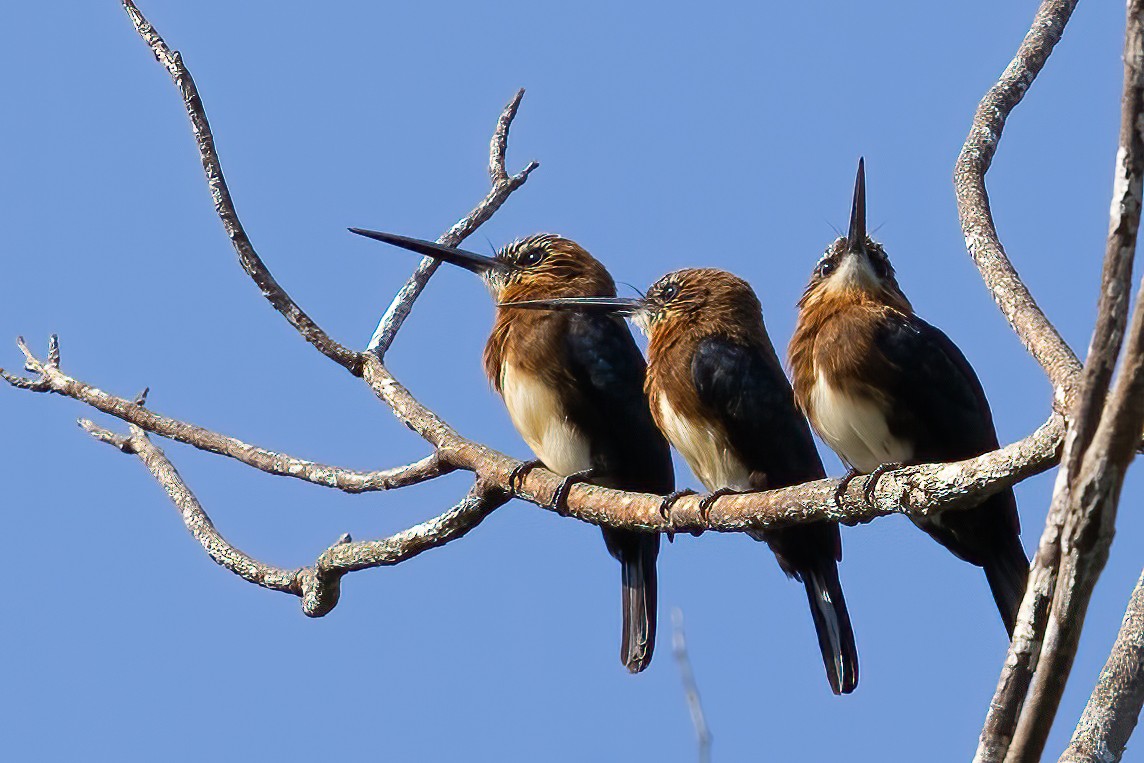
[915,488,1030,637]
[802,561,859,695]
[605,528,659,673]
[984,536,1031,638]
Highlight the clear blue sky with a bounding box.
[1,2,1137,761]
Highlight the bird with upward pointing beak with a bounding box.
[502,269,860,695]
[348,228,674,673]
[788,159,1029,635]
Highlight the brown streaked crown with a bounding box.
[640,268,764,346]
[490,234,616,303]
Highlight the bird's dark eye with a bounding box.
[870,257,887,278]
[660,283,679,301]
[518,248,544,267]
[818,260,836,277]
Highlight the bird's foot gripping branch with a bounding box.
[6,0,1144,760]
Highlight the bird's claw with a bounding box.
[549,468,597,512]
[658,489,697,522]
[697,487,740,525]
[508,459,544,493]
[833,468,862,508]
[862,462,904,504]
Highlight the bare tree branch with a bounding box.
[82,417,504,617]
[954,0,1083,403]
[366,89,539,357]
[672,608,712,763]
[0,7,1126,755]
[976,3,1144,759]
[2,337,453,493]
[1009,273,1144,763]
[360,354,1066,534]
[121,0,364,374]
[1060,569,1144,763]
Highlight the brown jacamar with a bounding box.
[349,228,675,673]
[788,159,1029,635]
[501,268,860,695]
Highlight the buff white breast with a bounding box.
[500,363,592,477]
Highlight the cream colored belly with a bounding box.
[501,364,592,476]
[658,397,751,492]
[809,376,912,473]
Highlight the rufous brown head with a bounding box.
[799,159,911,314]
[348,229,615,302]
[499,267,765,346]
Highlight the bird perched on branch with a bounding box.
[502,269,860,695]
[348,228,674,673]
[788,159,1029,635]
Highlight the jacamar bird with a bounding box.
[348,228,675,673]
[788,159,1029,635]
[501,268,860,695]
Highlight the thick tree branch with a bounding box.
[954,0,1083,403]
[976,4,1144,760]
[122,0,363,374]
[1009,268,1144,763]
[360,354,1065,534]
[82,418,504,617]
[1060,569,1144,763]
[1,337,453,494]
[366,89,539,357]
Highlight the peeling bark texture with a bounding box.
[1060,570,1144,763]
[2,0,1144,756]
[954,0,1082,404]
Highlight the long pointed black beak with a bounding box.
[348,228,512,275]
[497,296,645,316]
[845,157,866,253]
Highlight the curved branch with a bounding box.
[82,418,504,617]
[122,0,364,375]
[3,337,452,493]
[954,0,1082,402]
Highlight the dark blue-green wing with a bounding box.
[563,311,675,495]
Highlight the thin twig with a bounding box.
[2,338,453,493]
[366,89,539,357]
[672,608,712,763]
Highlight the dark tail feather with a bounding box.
[802,563,859,695]
[619,536,659,673]
[984,540,1030,638]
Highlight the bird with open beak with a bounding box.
[788,159,1028,635]
[349,228,675,673]
[501,269,860,695]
